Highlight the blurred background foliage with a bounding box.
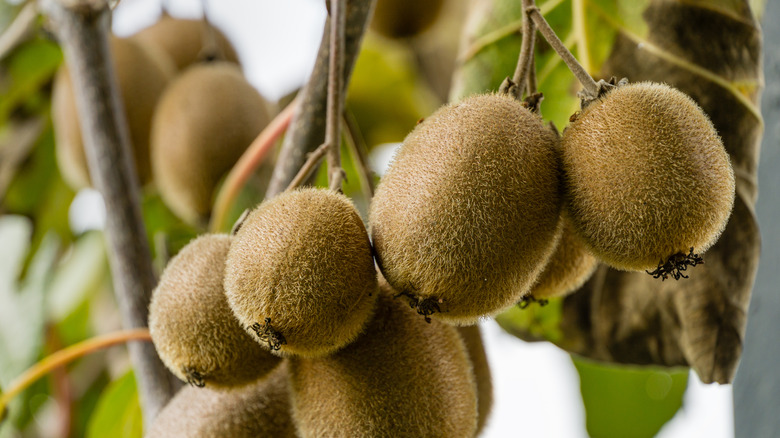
[0,0,768,436]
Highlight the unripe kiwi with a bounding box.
[150,62,271,225]
[289,281,478,437]
[145,362,296,438]
[561,82,735,271]
[370,93,562,324]
[371,0,445,38]
[527,217,598,300]
[132,14,241,71]
[149,233,280,388]
[457,324,493,435]
[52,36,175,190]
[224,188,378,357]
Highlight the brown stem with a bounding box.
[507,0,537,99]
[264,0,375,198]
[38,0,176,427]
[526,5,600,99]
[326,0,346,191]
[286,142,329,192]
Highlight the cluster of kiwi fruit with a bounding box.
[52,12,271,226]
[370,78,734,316]
[147,187,491,436]
[83,2,732,435]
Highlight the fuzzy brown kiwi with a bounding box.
[132,13,241,71]
[561,82,735,273]
[526,216,598,301]
[149,233,280,388]
[456,324,493,435]
[371,0,445,39]
[288,279,478,438]
[224,188,378,358]
[146,362,296,438]
[369,93,562,324]
[52,35,175,190]
[150,61,271,225]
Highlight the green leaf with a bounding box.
[573,357,688,438]
[86,370,143,438]
[0,38,62,122]
[495,298,564,343]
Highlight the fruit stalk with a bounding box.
[507,0,537,99]
[38,0,177,426]
[526,5,600,99]
[265,0,374,198]
[326,0,346,191]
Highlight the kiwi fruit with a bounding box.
[132,13,241,71]
[224,188,378,358]
[561,82,735,272]
[149,233,280,388]
[371,0,445,39]
[457,324,493,434]
[369,93,562,324]
[527,217,598,300]
[288,280,478,437]
[146,362,296,438]
[150,61,271,225]
[52,35,175,190]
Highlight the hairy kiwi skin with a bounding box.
[145,362,296,438]
[371,0,445,39]
[370,93,562,324]
[562,82,735,271]
[132,14,241,71]
[52,36,175,190]
[289,280,478,438]
[149,234,280,388]
[150,62,270,225]
[457,324,493,435]
[224,188,378,358]
[528,217,598,299]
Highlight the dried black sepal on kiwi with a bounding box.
[517,295,549,309]
[646,247,704,281]
[393,290,444,323]
[183,367,207,388]
[250,318,287,351]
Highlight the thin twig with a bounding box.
[527,53,537,95]
[0,1,38,61]
[264,0,374,198]
[0,329,152,423]
[286,142,329,192]
[526,5,600,99]
[38,0,177,426]
[505,0,537,99]
[208,97,298,232]
[343,111,375,198]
